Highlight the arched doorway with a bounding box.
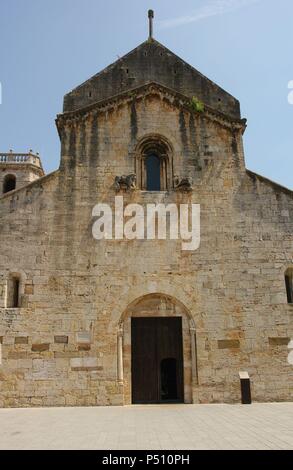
[117,293,197,405]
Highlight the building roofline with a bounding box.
[64,38,239,106]
[0,170,58,201]
[246,169,293,196]
[0,152,44,172]
[57,81,246,138]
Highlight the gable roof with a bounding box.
[63,39,240,120]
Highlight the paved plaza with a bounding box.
[0,403,292,450]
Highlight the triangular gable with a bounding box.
[63,39,240,120]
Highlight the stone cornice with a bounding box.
[0,162,44,176]
[56,81,247,137]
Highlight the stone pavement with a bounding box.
[0,403,292,450]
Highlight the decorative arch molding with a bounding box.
[111,278,198,329]
[118,292,195,328]
[134,134,174,190]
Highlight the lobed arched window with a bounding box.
[285,268,293,304]
[135,135,173,191]
[3,174,16,194]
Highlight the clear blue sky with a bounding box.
[0,0,292,188]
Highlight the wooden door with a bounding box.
[131,317,184,404]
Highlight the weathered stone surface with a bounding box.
[54,336,68,344]
[268,337,290,346]
[218,340,240,349]
[0,33,292,408]
[15,337,28,345]
[31,344,50,352]
[70,357,102,371]
[78,345,91,351]
[8,352,28,359]
[24,285,34,295]
[63,39,240,119]
[76,332,91,344]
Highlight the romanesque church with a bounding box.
[0,12,292,407]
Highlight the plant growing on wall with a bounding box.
[190,96,204,113]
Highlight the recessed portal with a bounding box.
[131,317,184,404]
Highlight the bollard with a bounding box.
[239,371,251,404]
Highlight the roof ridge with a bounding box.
[64,39,152,96]
[64,38,236,104]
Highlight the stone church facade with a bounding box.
[0,24,292,407]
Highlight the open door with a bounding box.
[131,317,184,404]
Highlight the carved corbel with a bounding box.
[114,173,137,192]
[173,175,193,192]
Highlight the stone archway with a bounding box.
[117,293,197,404]
[134,134,174,191]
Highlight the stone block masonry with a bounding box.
[0,35,292,407]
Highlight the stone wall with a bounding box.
[63,39,240,119]
[0,89,292,407]
[0,164,43,195]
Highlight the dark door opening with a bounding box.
[3,174,16,194]
[160,358,178,401]
[131,317,184,404]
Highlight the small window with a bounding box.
[8,275,20,308]
[285,269,293,304]
[3,174,16,194]
[146,154,161,191]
